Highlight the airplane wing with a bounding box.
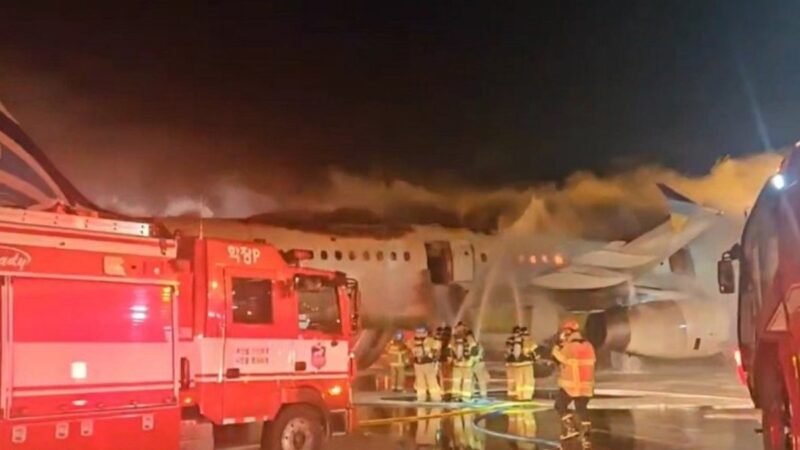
[530,184,721,290]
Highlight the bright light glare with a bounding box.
[328,385,343,396]
[772,173,786,190]
[71,362,88,380]
[734,349,743,367]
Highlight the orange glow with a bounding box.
[554,254,565,266]
[183,397,194,405]
[541,254,549,264]
[529,255,537,264]
[211,280,219,290]
[328,385,343,396]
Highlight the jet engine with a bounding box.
[585,300,730,359]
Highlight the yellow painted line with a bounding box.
[357,401,551,427]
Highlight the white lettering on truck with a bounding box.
[227,245,262,266]
[0,246,31,270]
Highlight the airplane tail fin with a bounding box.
[531,183,722,291]
[622,183,719,255]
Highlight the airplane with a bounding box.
[160,187,741,368]
[0,96,742,369]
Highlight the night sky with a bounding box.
[0,2,799,206]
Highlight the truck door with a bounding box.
[294,275,350,378]
[221,268,296,422]
[451,240,475,282]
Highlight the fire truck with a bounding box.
[718,145,800,450]
[0,205,358,450]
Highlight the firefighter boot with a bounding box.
[580,420,592,449]
[560,414,580,440]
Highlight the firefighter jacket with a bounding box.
[386,340,409,367]
[413,336,440,364]
[505,335,517,364]
[472,341,485,364]
[451,336,477,368]
[508,334,532,366]
[522,337,538,364]
[552,333,597,397]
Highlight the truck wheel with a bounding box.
[262,405,325,450]
[760,367,792,450]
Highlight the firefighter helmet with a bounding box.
[560,319,580,332]
[512,325,522,334]
[520,327,530,336]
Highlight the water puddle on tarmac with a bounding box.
[326,405,762,450]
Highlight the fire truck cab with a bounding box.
[177,238,357,450]
[719,145,800,450]
[0,206,357,450]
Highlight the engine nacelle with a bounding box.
[585,300,730,359]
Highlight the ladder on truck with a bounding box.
[0,205,155,237]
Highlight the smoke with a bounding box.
[0,51,782,240]
[94,152,781,242]
[507,152,781,240]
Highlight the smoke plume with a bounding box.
[94,152,781,242]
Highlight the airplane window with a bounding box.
[321,251,328,260]
[404,251,411,262]
[480,253,488,263]
[335,251,343,261]
[348,250,356,261]
[377,251,384,261]
[363,251,371,261]
[390,251,397,261]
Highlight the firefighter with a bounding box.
[386,330,409,392]
[439,325,455,400]
[450,327,474,401]
[467,330,490,400]
[518,327,538,400]
[454,321,468,338]
[413,326,443,402]
[505,326,521,399]
[552,319,596,446]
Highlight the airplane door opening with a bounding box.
[425,241,454,284]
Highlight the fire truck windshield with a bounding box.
[296,275,342,334]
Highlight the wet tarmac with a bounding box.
[326,405,762,450]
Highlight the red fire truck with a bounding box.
[718,145,800,450]
[0,205,358,450]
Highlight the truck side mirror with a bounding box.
[345,278,361,334]
[718,257,735,294]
